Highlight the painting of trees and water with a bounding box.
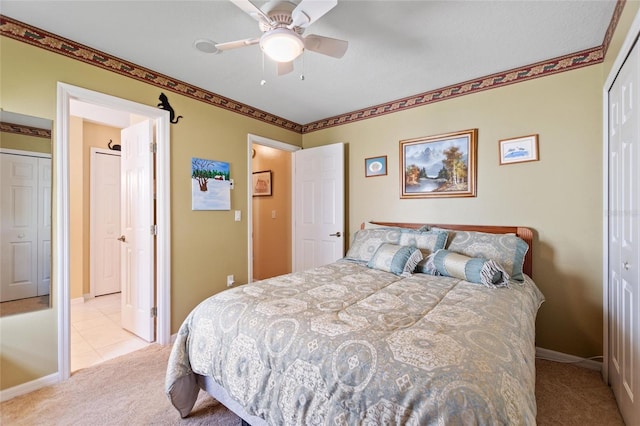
[191,157,231,210]
[400,129,477,198]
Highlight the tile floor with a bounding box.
[70,292,150,372]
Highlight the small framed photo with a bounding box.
[252,170,272,196]
[499,134,539,165]
[365,156,387,177]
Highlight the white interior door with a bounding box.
[37,157,51,296]
[0,153,39,302]
[91,150,121,296]
[120,120,155,342]
[293,143,344,271]
[608,37,640,425]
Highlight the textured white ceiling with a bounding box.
[1,0,617,125]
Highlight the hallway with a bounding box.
[70,293,150,372]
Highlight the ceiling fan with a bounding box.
[195,0,348,76]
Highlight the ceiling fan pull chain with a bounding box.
[260,51,267,86]
[300,53,305,81]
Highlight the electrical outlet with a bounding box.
[227,275,235,287]
[234,210,241,221]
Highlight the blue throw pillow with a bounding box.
[427,249,510,287]
[367,243,423,276]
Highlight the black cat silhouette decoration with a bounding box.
[158,92,183,124]
[108,139,121,151]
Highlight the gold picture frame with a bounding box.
[365,155,387,177]
[499,134,539,165]
[400,129,477,198]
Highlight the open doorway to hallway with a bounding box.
[248,135,300,282]
[57,83,171,383]
[68,107,156,372]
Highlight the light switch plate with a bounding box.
[234,210,241,221]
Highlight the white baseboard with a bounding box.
[0,373,60,402]
[536,347,603,372]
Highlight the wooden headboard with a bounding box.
[365,221,534,278]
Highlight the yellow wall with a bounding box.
[0,36,301,390]
[1,2,638,390]
[251,144,292,280]
[303,67,603,356]
[68,120,122,300]
[69,116,84,300]
[0,131,51,153]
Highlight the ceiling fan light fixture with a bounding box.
[260,29,304,63]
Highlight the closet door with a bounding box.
[91,151,121,296]
[0,153,38,302]
[608,38,640,425]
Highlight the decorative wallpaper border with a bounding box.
[302,46,604,132]
[603,0,626,59]
[0,16,303,134]
[0,1,625,134]
[0,121,51,139]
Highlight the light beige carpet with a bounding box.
[0,295,50,317]
[1,344,625,425]
[535,358,624,425]
[1,344,240,426]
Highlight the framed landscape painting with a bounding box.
[400,129,477,198]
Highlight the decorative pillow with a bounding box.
[367,243,423,276]
[444,230,529,282]
[427,249,510,287]
[345,228,403,262]
[399,229,448,273]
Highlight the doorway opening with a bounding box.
[247,134,300,282]
[56,83,171,381]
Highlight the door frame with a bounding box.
[246,134,300,282]
[602,8,640,382]
[89,147,121,298]
[56,83,171,381]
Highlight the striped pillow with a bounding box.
[440,230,529,282]
[367,243,423,276]
[427,249,510,287]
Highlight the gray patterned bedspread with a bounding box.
[166,259,544,425]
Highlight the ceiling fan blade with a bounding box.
[304,34,348,58]
[215,38,259,52]
[229,0,273,26]
[290,0,337,28]
[277,61,294,76]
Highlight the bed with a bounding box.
[166,222,544,425]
